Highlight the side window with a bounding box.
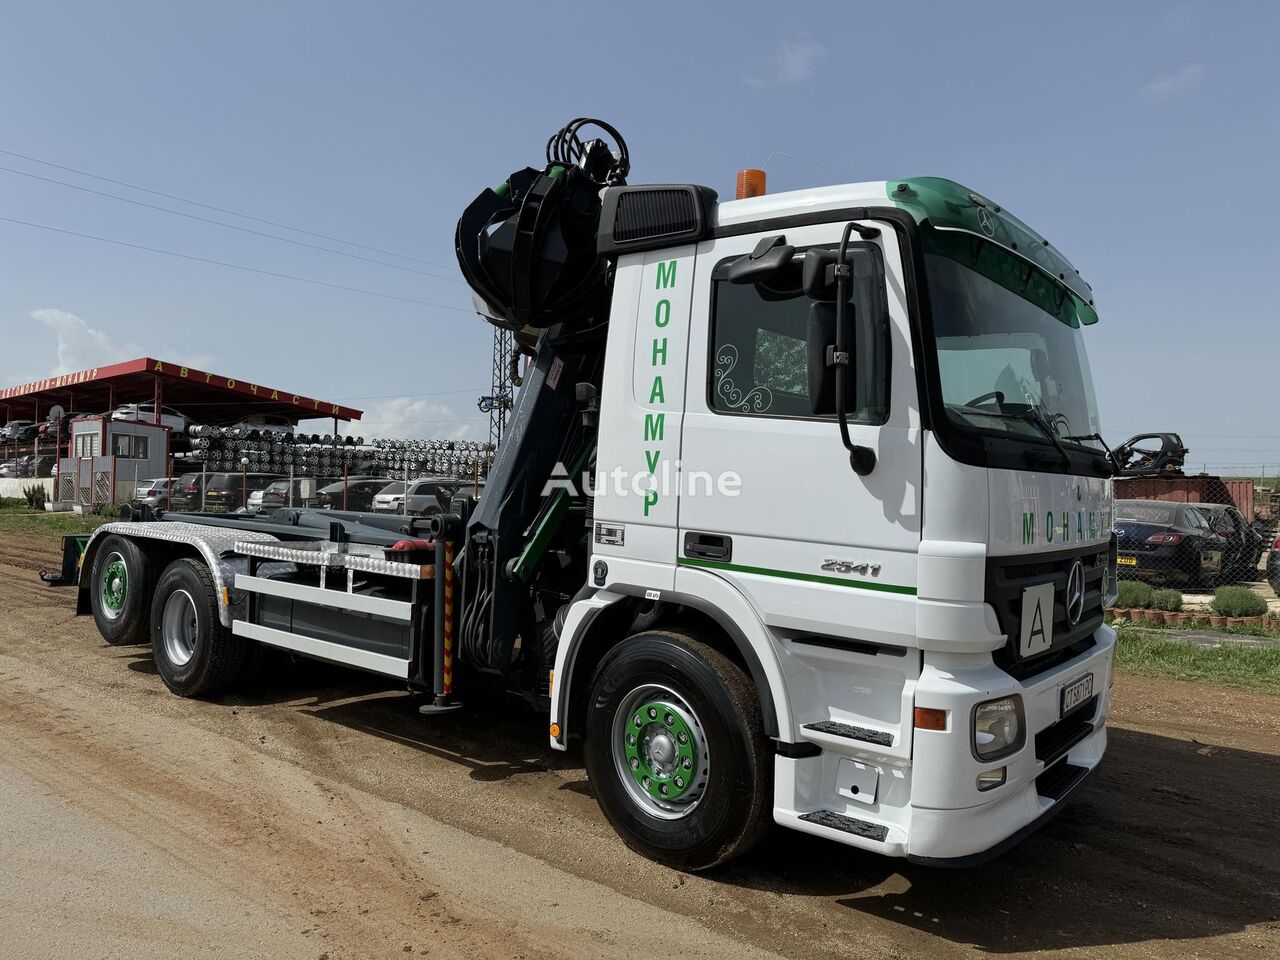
[708,246,889,423]
[111,434,149,459]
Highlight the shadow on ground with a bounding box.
[137,645,1280,954]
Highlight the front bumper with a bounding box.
[775,626,1114,864]
[906,626,1114,861]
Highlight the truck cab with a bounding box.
[551,175,1116,865]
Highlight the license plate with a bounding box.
[1061,674,1094,716]
[1117,555,1137,566]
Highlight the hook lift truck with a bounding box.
[45,118,1119,869]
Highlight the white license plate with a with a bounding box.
[1061,674,1094,716]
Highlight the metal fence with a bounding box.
[1113,479,1278,614]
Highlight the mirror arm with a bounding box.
[834,222,876,476]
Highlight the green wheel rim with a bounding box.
[612,684,710,820]
[99,553,128,620]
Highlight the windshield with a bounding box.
[378,482,406,496]
[927,251,1103,455]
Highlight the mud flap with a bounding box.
[39,534,91,588]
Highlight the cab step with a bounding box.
[798,809,889,842]
[802,719,894,746]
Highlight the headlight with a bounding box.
[972,695,1025,762]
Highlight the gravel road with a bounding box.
[0,529,1277,960]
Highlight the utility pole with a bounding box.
[477,326,514,467]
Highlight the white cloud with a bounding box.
[32,308,135,374]
[30,307,215,376]
[355,395,485,442]
[1139,63,1204,102]
[745,33,826,87]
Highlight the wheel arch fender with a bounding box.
[550,577,793,751]
[78,522,247,627]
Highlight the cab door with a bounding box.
[676,220,922,646]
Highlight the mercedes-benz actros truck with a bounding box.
[46,118,1118,870]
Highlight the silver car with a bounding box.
[371,477,462,516]
[134,477,177,509]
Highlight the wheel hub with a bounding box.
[100,555,128,619]
[622,698,700,803]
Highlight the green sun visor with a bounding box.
[889,177,1098,328]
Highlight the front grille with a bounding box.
[986,545,1107,674]
[1035,695,1098,767]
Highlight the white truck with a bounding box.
[48,119,1118,870]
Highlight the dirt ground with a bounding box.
[0,529,1277,960]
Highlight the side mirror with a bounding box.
[802,248,845,301]
[807,302,852,416]
[727,234,796,285]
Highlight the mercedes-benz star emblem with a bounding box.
[1065,560,1086,627]
[976,206,995,237]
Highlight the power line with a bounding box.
[332,387,488,401]
[0,145,455,270]
[0,163,461,283]
[0,214,476,312]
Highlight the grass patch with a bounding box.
[0,506,107,536]
[1114,627,1280,693]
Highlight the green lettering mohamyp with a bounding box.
[651,337,668,365]
[649,376,665,404]
[644,449,660,473]
[1022,512,1036,545]
[656,261,677,290]
[1046,511,1055,543]
[644,412,665,442]
[655,299,671,327]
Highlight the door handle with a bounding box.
[684,532,732,563]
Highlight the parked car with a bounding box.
[315,477,394,512]
[38,411,87,441]
[1115,499,1225,587]
[201,472,282,513]
[1,420,37,442]
[111,403,190,433]
[371,477,463,517]
[1190,502,1266,583]
[0,459,19,478]
[15,454,55,478]
[168,472,212,512]
[133,477,177,509]
[247,476,341,513]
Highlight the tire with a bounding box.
[584,630,770,871]
[89,534,153,645]
[150,558,247,697]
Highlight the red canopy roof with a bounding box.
[0,357,362,424]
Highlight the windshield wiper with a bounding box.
[1010,407,1071,466]
[1065,432,1120,475]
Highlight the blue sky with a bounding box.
[2,2,1277,472]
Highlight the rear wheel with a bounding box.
[89,534,152,645]
[150,558,247,697]
[584,630,770,871]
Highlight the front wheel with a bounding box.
[584,630,770,871]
